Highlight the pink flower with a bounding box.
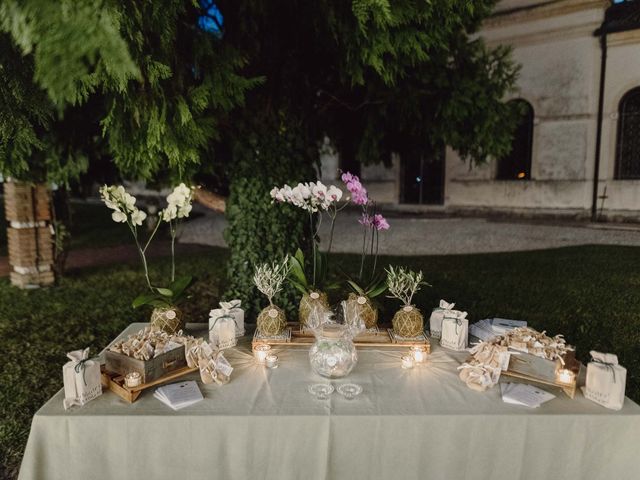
[359,214,372,226]
[372,214,389,231]
[341,171,368,206]
[352,190,368,206]
[341,172,354,183]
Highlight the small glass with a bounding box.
[253,344,271,364]
[401,354,415,369]
[308,383,334,400]
[337,383,363,400]
[556,368,575,384]
[265,354,279,369]
[410,346,428,364]
[124,371,141,388]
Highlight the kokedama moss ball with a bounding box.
[257,305,287,336]
[150,306,185,334]
[299,291,330,327]
[346,293,378,329]
[392,305,424,337]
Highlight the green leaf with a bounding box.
[366,280,388,299]
[155,287,174,298]
[132,292,161,308]
[294,248,305,266]
[169,275,193,298]
[289,256,308,286]
[289,279,309,296]
[347,280,365,295]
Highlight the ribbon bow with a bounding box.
[219,300,241,312]
[209,314,237,331]
[439,300,455,310]
[590,350,618,383]
[68,348,91,386]
[592,358,618,384]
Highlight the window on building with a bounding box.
[496,100,534,180]
[615,87,640,179]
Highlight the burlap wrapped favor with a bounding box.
[150,306,184,334]
[209,300,244,337]
[63,348,102,410]
[299,291,330,328]
[584,351,626,410]
[346,293,378,329]
[392,305,424,337]
[257,305,287,336]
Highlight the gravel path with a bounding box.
[178,212,640,255]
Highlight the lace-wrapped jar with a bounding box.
[309,324,358,378]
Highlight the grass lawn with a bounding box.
[1,245,640,477]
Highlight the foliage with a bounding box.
[386,265,430,306]
[0,0,257,181]
[223,112,317,318]
[252,256,290,306]
[3,246,640,478]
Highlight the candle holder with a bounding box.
[265,354,279,369]
[124,371,142,388]
[410,346,428,365]
[401,354,415,369]
[556,368,575,385]
[253,344,272,364]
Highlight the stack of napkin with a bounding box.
[500,383,555,408]
[154,381,203,410]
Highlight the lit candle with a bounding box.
[265,354,279,369]
[401,355,414,369]
[124,371,141,388]
[556,368,575,384]
[410,346,427,364]
[253,344,271,364]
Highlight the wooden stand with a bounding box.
[252,323,431,353]
[101,365,198,403]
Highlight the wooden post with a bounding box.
[4,180,55,288]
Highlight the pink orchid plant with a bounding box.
[341,172,390,299]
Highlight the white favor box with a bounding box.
[430,299,466,339]
[584,351,626,411]
[440,314,469,351]
[63,348,102,410]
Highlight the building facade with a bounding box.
[321,0,640,221]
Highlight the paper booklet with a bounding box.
[500,383,555,408]
[154,381,203,410]
[492,318,527,334]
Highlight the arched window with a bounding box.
[615,87,640,179]
[496,100,534,180]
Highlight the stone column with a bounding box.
[4,180,55,288]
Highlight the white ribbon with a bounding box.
[439,299,455,310]
[219,300,241,312]
[67,347,90,363]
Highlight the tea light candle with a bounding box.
[401,354,414,369]
[254,344,271,364]
[124,371,141,388]
[265,354,279,369]
[556,368,575,384]
[410,346,427,364]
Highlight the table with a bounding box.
[19,323,640,480]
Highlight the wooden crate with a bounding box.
[101,365,198,403]
[501,350,580,398]
[105,345,188,384]
[3,181,51,222]
[252,323,431,352]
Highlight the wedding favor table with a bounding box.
[19,323,640,480]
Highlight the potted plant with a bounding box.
[253,256,291,336]
[341,172,389,329]
[100,183,195,333]
[386,265,430,337]
[270,180,345,326]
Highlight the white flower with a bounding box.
[297,183,311,199]
[111,211,127,223]
[131,209,147,226]
[122,193,136,212]
[177,203,192,218]
[312,182,328,200]
[162,204,178,222]
[327,185,343,202]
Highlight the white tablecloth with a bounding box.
[19,323,640,480]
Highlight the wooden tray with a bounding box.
[252,323,431,352]
[501,350,580,398]
[101,365,198,403]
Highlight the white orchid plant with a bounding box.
[270,181,345,293]
[385,266,430,307]
[100,183,195,309]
